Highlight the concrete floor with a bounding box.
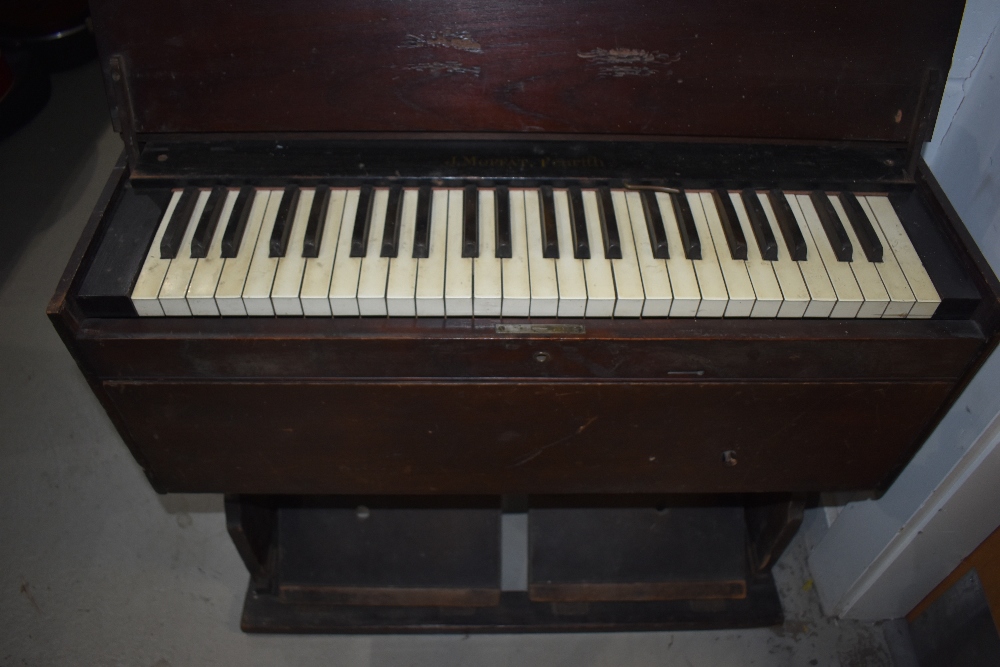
[0,61,897,666]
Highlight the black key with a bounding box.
[568,188,591,259]
[380,186,403,258]
[810,190,852,261]
[462,185,479,258]
[349,185,375,258]
[712,189,748,260]
[670,191,701,260]
[597,187,622,259]
[767,190,807,261]
[494,186,512,259]
[412,186,432,259]
[739,189,778,260]
[839,192,883,262]
[269,185,300,257]
[302,186,330,258]
[190,186,227,259]
[159,187,198,259]
[539,186,559,259]
[220,186,255,258]
[640,190,669,259]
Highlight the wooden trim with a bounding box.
[907,522,1000,635]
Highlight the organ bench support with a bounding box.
[50,0,1000,633]
[224,494,803,632]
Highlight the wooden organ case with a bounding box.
[49,0,1000,632]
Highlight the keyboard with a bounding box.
[130,184,940,319]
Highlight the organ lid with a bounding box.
[92,0,963,159]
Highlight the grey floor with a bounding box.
[0,61,895,666]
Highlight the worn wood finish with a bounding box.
[240,579,783,633]
[225,495,278,593]
[90,0,961,142]
[745,496,806,573]
[70,316,985,382]
[226,493,784,632]
[102,380,951,495]
[528,506,748,602]
[48,0,1000,634]
[130,139,914,188]
[277,500,501,607]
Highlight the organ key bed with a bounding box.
[51,0,1000,632]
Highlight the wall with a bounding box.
[807,0,1000,619]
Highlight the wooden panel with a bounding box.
[278,501,501,607]
[529,506,747,602]
[103,380,952,495]
[90,0,962,141]
[72,316,984,382]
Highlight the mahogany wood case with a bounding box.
[44,0,1000,632]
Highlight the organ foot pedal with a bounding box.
[227,495,801,633]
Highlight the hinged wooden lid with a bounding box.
[92,0,963,146]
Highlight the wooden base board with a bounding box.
[529,506,748,602]
[240,579,783,633]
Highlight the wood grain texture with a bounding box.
[103,380,952,495]
[69,316,985,382]
[90,0,963,141]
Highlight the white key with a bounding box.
[328,189,364,316]
[699,192,755,317]
[793,195,863,318]
[581,190,616,317]
[727,192,783,318]
[300,189,347,317]
[625,191,671,317]
[525,189,558,317]
[829,195,889,318]
[656,193,701,317]
[386,189,420,316]
[855,197,915,318]
[271,189,315,316]
[767,194,837,317]
[158,190,210,316]
[132,190,183,317]
[444,189,474,316]
[609,190,644,317]
[686,193,729,317]
[863,196,940,318]
[501,190,531,317]
[242,190,285,316]
[356,189,391,316]
[474,190,503,316]
[753,192,812,318]
[416,189,449,316]
[215,190,271,316]
[187,189,239,316]
[553,190,587,316]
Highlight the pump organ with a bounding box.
[50,0,1000,633]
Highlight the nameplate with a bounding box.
[495,324,585,335]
